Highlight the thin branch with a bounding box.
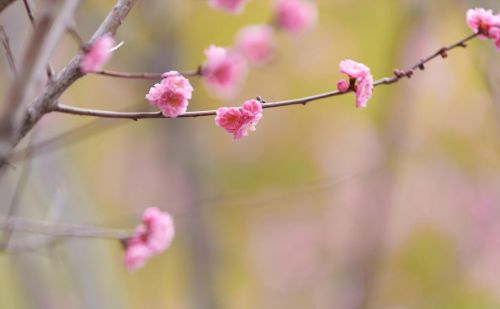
[22,0,55,79]
[66,25,85,49]
[0,0,16,14]
[0,26,16,76]
[92,68,201,80]
[0,216,133,241]
[52,32,480,120]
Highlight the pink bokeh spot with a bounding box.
[339,59,374,108]
[80,33,114,73]
[215,99,263,140]
[124,207,175,271]
[202,45,248,99]
[145,71,193,118]
[275,0,317,33]
[208,0,248,14]
[235,24,276,66]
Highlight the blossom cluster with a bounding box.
[124,207,175,271]
[78,6,500,145]
[466,8,500,50]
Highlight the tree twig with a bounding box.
[52,32,480,120]
[0,26,16,76]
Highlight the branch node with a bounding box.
[439,48,448,58]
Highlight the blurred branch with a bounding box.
[0,0,16,14]
[0,216,133,244]
[22,0,55,79]
[0,26,17,76]
[52,32,480,120]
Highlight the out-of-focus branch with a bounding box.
[0,26,16,76]
[0,0,139,171]
[92,68,201,80]
[52,32,480,120]
[22,0,55,79]
[0,0,16,14]
[0,216,133,243]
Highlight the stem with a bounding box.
[92,68,201,80]
[53,32,480,120]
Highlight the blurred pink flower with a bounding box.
[235,25,276,66]
[339,59,373,108]
[124,207,175,271]
[466,8,500,38]
[208,0,248,13]
[145,71,193,118]
[215,99,263,140]
[275,0,317,33]
[80,33,114,73]
[202,45,247,98]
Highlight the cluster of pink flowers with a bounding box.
[208,0,248,14]
[466,8,500,50]
[215,99,263,140]
[80,34,115,73]
[145,71,193,117]
[274,0,317,33]
[337,59,374,108]
[124,207,175,271]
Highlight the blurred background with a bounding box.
[1,0,500,308]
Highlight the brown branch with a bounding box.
[92,68,201,80]
[52,31,480,121]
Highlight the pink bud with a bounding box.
[80,34,114,73]
[336,80,349,93]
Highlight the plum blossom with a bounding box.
[145,71,193,117]
[201,45,247,98]
[124,207,175,271]
[337,59,374,108]
[235,25,276,66]
[275,0,317,33]
[80,33,115,73]
[208,0,248,14]
[466,8,500,50]
[215,99,263,140]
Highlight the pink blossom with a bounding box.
[124,207,175,271]
[80,34,114,73]
[202,45,247,98]
[339,59,370,79]
[466,8,500,38]
[215,99,263,140]
[235,25,276,66]
[275,0,317,33]
[338,59,374,108]
[355,74,373,109]
[208,0,248,13]
[145,71,193,117]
